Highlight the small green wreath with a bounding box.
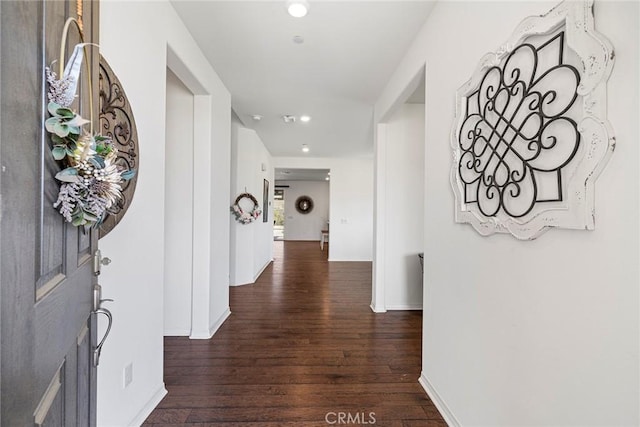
[231,193,262,224]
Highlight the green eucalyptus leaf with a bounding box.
[55,107,75,118]
[47,102,62,116]
[65,132,79,143]
[95,214,105,227]
[121,169,136,180]
[83,212,98,222]
[52,122,70,138]
[55,167,79,183]
[67,126,82,136]
[72,215,86,227]
[45,117,60,133]
[52,146,66,160]
[90,156,105,169]
[51,134,66,145]
[66,115,90,128]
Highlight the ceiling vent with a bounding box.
[282,115,296,123]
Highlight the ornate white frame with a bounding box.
[450,0,615,240]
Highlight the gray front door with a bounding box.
[1,1,99,425]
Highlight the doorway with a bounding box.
[163,68,194,336]
[274,168,331,244]
[372,66,425,312]
[273,188,285,240]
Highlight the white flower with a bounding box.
[90,152,123,209]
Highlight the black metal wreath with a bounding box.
[295,196,314,214]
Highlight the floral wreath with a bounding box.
[230,193,262,224]
[45,19,135,228]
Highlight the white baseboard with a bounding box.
[370,303,387,313]
[208,307,231,337]
[418,372,460,427]
[253,259,272,281]
[229,281,252,287]
[385,304,423,310]
[230,259,273,287]
[128,383,167,427]
[190,307,231,339]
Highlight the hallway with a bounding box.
[143,241,445,426]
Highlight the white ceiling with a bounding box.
[169,0,435,158]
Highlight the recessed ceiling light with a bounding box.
[292,35,305,44]
[282,115,296,123]
[287,0,309,18]
[251,114,263,121]
[325,177,329,181]
[300,115,311,122]
[302,144,310,153]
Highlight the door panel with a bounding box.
[77,322,92,426]
[34,364,64,426]
[78,222,93,266]
[1,1,100,425]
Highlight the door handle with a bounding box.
[92,307,112,367]
[92,284,115,311]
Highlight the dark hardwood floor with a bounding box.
[143,241,445,426]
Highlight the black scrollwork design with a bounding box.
[458,32,580,218]
[98,55,139,238]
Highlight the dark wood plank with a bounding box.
[143,241,444,426]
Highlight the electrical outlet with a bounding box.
[124,363,133,388]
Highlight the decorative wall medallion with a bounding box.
[98,55,139,239]
[295,196,314,214]
[450,0,615,240]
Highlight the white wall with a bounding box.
[230,124,274,286]
[378,103,425,311]
[274,157,373,261]
[99,1,231,425]
[375,1,639,426]
[278,180,329,241]
[163,69,193,336]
